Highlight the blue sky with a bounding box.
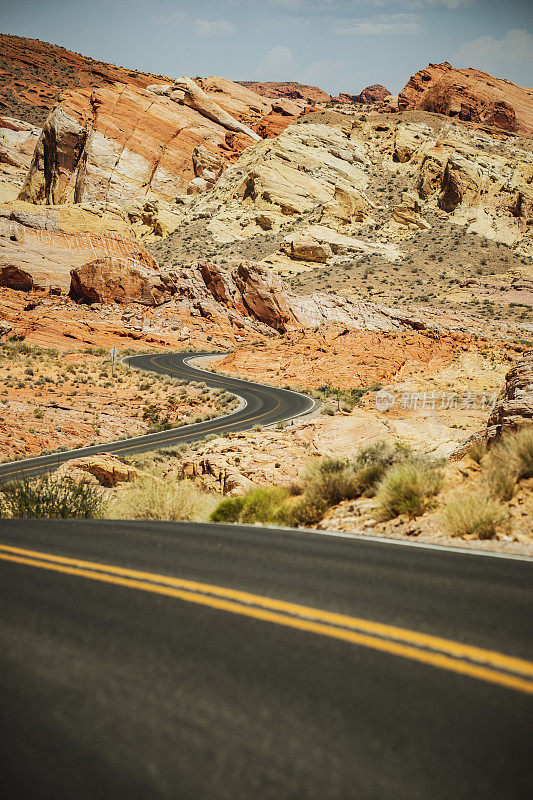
[1,1,531,94]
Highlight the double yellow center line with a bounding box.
[1,543,532,695]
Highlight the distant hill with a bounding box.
[0,33,168,126]
[237,81,331,105]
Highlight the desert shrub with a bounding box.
[210,486,292,525]
[352,440,411,496]
[444,492,510,539]
[210,496,246,523]
[239,486,290,524]
[376,462,442,519]
[301,457,360,507]
[0,474,102,519]
[282,494,327,527]
[105,475,215,521]
[485,459,516,502]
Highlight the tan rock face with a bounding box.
[398,62,533,136]
[487,352,533,436]
[437,154,483,212]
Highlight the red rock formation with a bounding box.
[237,81,331,104]
[18,82,261,206]
[398,62,533,136]
[332,85,391,104]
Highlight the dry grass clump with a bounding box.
[443,492,511,539]
[0,474,102,518]
[376,462,442,520]
[300,458,360,507]
[484,427,533,500]
[105,473,216,522]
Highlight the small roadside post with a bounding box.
[110,346,118,376]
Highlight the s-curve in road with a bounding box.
[0,519,532,800]
[0,350,315,483]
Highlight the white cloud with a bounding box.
[336,20,420,35]
[194,19,236,37]
[257,45,298,78]
[454,29,533,69]
[335,13,421,35]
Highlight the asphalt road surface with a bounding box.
[0,519,532,799]
[0,351,315,484]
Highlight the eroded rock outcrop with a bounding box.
[173,260,425,334]
[16,78,280,209]
[0,218,158,293]
[398,62,533,136]
[186,123,376,242]
[487,352,533,437]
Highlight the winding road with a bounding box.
[0,351,532,798]
[0,351,316,483]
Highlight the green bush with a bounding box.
[239,486,290,524]
[444,491,510,539]
[210,496,246,523]
[210,486,290,526]
[0,474,102,519]
[376,462,442,519]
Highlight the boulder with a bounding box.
[56,454,141,486]
[391,205,431,230]
[487,352,533,437]
[288,236,332,263]
[70,257,176,306]
[320,185,375,225]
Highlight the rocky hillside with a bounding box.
[0,33,168,126]
[0,41,530,359]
